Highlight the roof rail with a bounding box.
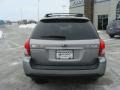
[45,13,84,18]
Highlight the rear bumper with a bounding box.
[107,30,120,35]
[23,57,106,77]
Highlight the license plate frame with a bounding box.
[56,50,74,59]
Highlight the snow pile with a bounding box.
[19,24,37,29]
[0,30,3,39]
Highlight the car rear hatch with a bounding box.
[30,39,99,66]
[29,18,100,66]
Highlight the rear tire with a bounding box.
[109,34,114,38]
[30,77,48,84]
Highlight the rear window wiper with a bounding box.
[40,36,66,40]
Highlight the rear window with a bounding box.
[31,19,98,40]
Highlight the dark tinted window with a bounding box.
[31,19,98,40]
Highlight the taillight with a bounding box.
[24,39,30,56]
[99,39,105,56]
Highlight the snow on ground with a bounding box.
[0,30,3,39]
[19,24,36,29]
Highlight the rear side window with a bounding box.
[31,19,98,40]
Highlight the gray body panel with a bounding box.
[30,39,100,66]
[23,57,106,76]
[23,15,106,78]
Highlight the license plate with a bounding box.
[56,50,73,59]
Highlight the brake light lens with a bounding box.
[24,39,30,56]
[99,39,105,56]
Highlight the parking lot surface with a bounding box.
[0,25,120,90]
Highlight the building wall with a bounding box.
[109,0,120,21]
[84,0,94,22]
[69,0,84,14]
[94,0,120,29]
[93,0,111,29]
[70,6,84,13]
[70,0,120,30]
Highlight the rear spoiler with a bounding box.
[40,18,89,23]
[45,13,84,18]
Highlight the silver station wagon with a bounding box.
[23,13,106,83]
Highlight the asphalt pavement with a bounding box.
[0,25,120,90]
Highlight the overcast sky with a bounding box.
[0,0,69,21]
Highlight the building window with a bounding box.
[116,1,120,20]
[98,15,108,30]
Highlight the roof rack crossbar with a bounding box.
[45,13,84,17]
